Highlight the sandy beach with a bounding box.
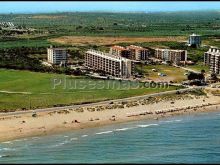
[0,89,220,142]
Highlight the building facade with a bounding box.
[126,45,149,61]
[47,47,67,65]
[109,45,132,59]
[204,47,220,74]
[155,48,187,65]
[85,49,134,78]
[188,33,201,47]
[110,45,150,61]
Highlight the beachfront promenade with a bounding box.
[0,86,204,117]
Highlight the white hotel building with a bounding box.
[47,47,67,65]
[85,49,134,78]
[155,48,187,65]
[204,47,220,74]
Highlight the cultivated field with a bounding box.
[30,15,67,19]
[49,36,186,46]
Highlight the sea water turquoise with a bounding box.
[0,111,220,163]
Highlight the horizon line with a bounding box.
[0,9,219,15]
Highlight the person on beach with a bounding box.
[72,120,80,123]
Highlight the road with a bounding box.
[178,65,212,77]
[0,86,205,117]
[173,65,200,74]
[0,90,31,94]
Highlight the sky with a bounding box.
[0,1,220,14]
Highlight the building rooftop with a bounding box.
[155,48,185,52]
[111,45,127,51]
[207,47,220,54]
[48,47,66,50]
[127,45,148,50]
[86,49,130,61]
[190,33,200,36]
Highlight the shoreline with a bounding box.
[0,91,220,143]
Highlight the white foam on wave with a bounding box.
[64,136,69,138]
[160,119,182,123]
[0,148,15,151]
[164,120,174,123]
[175,119,182,122]
[137,123,159,128]
[160,120,175,123]
[81,135,88,137]
[13,138,27,142]
[95,131,113,135]
[0,154,10,158]
[52,137,78,147]
[115,127,136,131]
[70,138,78,141]
[56,142,66,147]
[1,141,12,144]
[52,139,69,148]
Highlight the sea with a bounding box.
[0,111,220,163]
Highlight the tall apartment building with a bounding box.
[188,33,201,47]
[85,49,134,78]
[126,45,149,61]
[155,48,187,65]
[204,47,220,74]
[47,46,67,65]
[110,45,149,61]
[109,45,132,59]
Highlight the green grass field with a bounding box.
[186,62,210,73]
[136,64,188,83]
[0,69,182,111]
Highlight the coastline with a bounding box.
[0,91,220,143]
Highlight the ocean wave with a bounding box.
[162,120,174,123]
[0,155,8,158]
[175,119,182,122]
[95,131,113,135]
[0,154,12,158]
[51,137,78,148]
[160,119,182,123]
[1,141,12,144]
[137,124,159,128]
[0,148,16,151]
[55,142,66,147]
[81,135,88,137]
[51,140,69,148]
[115,127,136,131]
[13,138,27,142]
[70,138,78,141]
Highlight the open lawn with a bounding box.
[0,69,182,111]
[136,64,188,83]
[186,62,210,73]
